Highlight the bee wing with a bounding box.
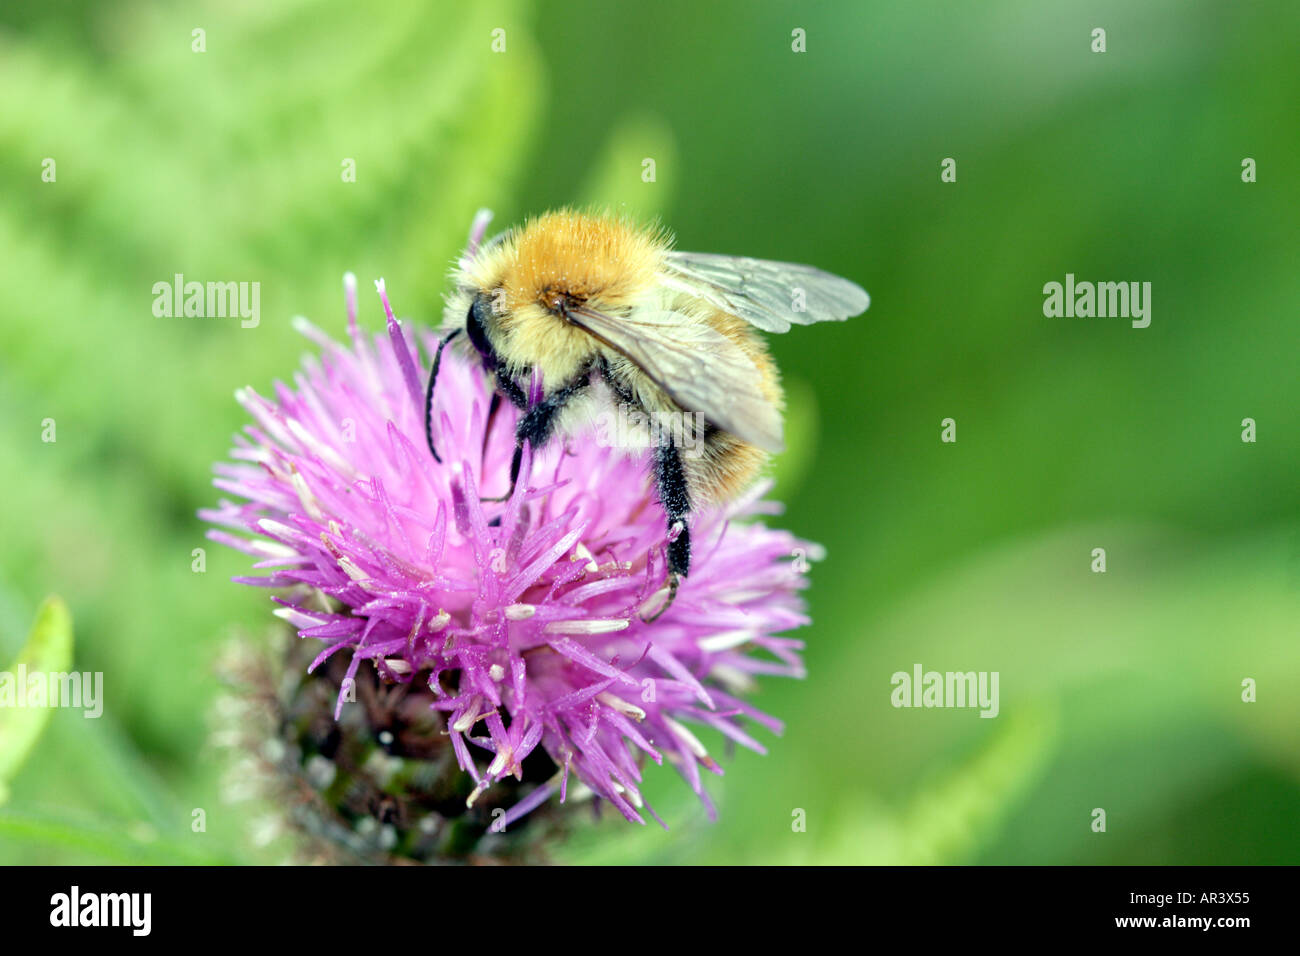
[569,306,785,452]
[663,251,869,333]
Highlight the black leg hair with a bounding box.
[641,438,691,622]
[495,367,530,411]
[482,373,591,503]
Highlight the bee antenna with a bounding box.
[425,328,462,464]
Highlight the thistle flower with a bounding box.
[202,270,816,839]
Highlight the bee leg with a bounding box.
[481,374,589,503]
[423,327,462,464]
[495,367,531,411]
[482,391,503,467]
[478,443,524,504]
[480,369,531,506]
[641,440,691,623]
[483,393,505,527]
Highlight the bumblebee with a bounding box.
[426,209,868,619]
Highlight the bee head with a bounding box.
[506,210,665,316]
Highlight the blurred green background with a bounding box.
[1,0,1297,864]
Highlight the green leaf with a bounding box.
[0,596,73,805]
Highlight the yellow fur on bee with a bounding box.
[457,209,670,384]
[685,428,769,504]
[684,309,783,502]
[507,208,668,313]
[447,209,782,505]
